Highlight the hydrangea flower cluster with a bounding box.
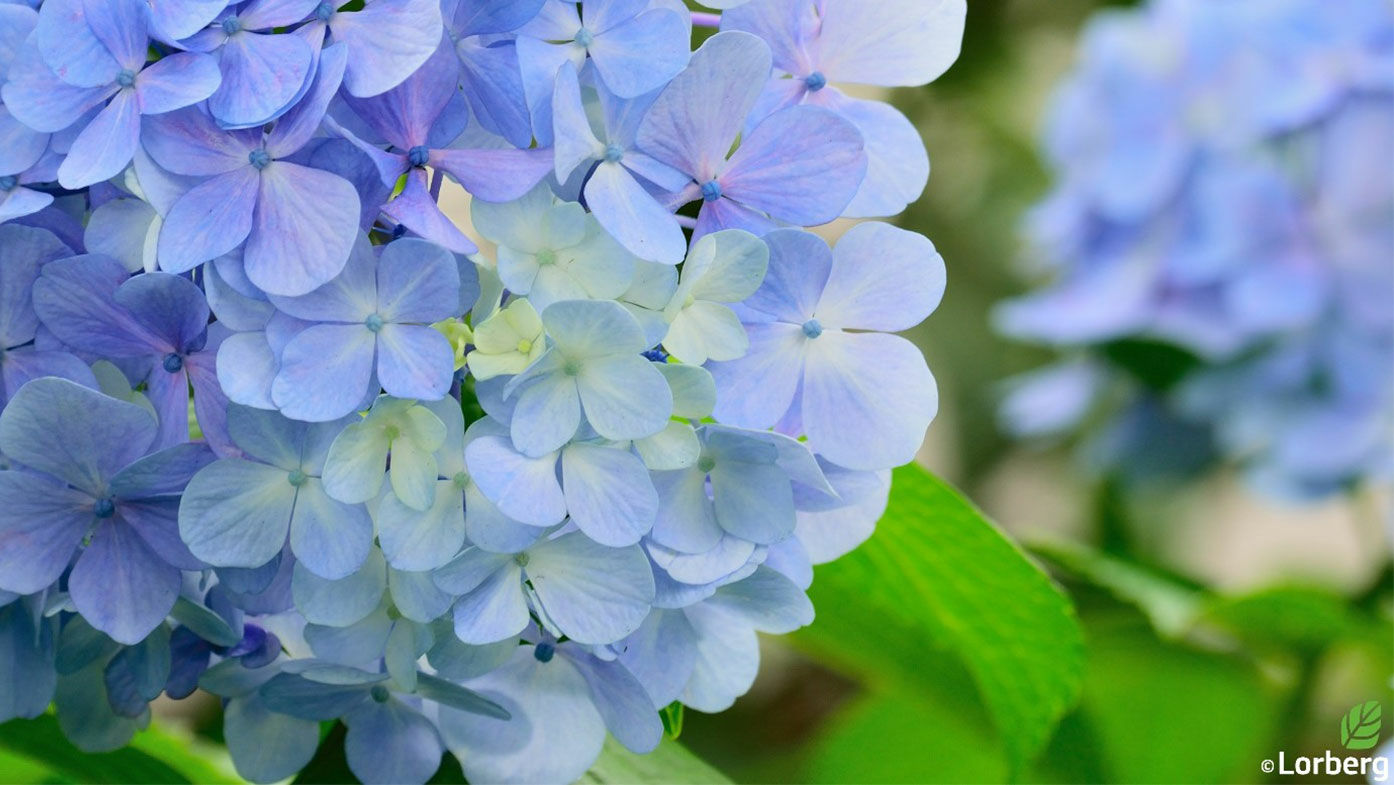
[0,0,963,782]
[998,0,1394,501]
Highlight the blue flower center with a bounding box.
[248,149,271,170]
[561,358,582,377]
[801,319,823,339]
[314,1,336,22]
[452,471,469,490]
[603,143,624,163]
[642,347,669,363]
[220,16,241,34]
[700,180,723,202]
[513,552,530,567]
[0,176,16,192]
[533,642,556,663]
[364,313,385,333]
[804,71,827,91]
[697,455,716,474]
[370,685,391,703]
[93,497,116,519]
[162,352,184,373]
[116,68,137,88]
[287,469,308,487]
[574,27,594,48]
[407,145,430,168]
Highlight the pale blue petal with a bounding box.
[679,601,758,712]
[564,650,662,753]
[208,32,314,129]
[0,472,89,595]
[245,162,361,297]
[344,699,443,785]
[636,31,772,178]
[272,324,376,422]
[525,533,654,645]
[706,566,813,633]
[588,8,689,99]
[816,0,965,86]
[438,647,606,785]
[56,89,140,188]
[178,458,295,569]
[464,435,564,527]
[720,105,865,226]
[561,443,656,547]
[817,221,945,331]
[802,331,937,470]
[378,481,466,571]
[577,354,673,441]
[649,467,722,554]
[291,549,386,626]
[70,520,180,644]
[331,0,442,98]
[616,609,695,707]
[0,376,157,496]
[289,478,374,580]
[135,52,221,115]
[156,167,258,274]
[224,696,320,785]
[377,324,455,401]
[584,162,687,265]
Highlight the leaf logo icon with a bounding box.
[1340,701,1382,751]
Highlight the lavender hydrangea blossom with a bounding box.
[998,0,1394,500]
[0,0,963,780]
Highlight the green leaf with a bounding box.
[1080,617,1282,784]
[579,737,732,784]
[795,465,1084,774]
[1031,539,1204,638]
[1203,585,1356,654]
[0,714,238,784]
[661,702,685,740]
[1341,701,1382,751]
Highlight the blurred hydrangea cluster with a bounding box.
[0,0,963,782]
[998,0,1394,501]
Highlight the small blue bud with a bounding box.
[534,642,556,662]
[365,314,385,333]
[701,180,723,202]
[603,143,625,163]
[801,319,824,339]
[407,145,431,168]
[0,176,16,192]
[574,27,594,48]
[116,69,137,88]
[370,685,391,703]
[248,149,271,170]
[220,16,241,35]
[287,469,308,487]
[642,347,669,363]
[162,353,184,373]
[315,1,336,22]
[804,71,827,92]
[93,498,116,519]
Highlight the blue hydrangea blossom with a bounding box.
[998,0,1394,500]
[0,0,963,780]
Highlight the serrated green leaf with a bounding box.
[579,737,731,784]
[1030,540,1204,639]
[1341,701,1382,750]
[795,465,1084,775]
